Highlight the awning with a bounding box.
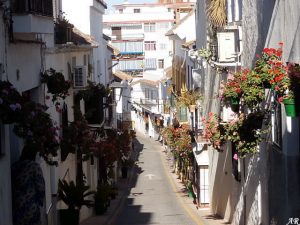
[113,70,133,81]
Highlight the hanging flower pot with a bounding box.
[230,97,240,113]
[283,98,298,117]
[189,104,196,113]
[262,81,271,89]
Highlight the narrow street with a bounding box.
[110,133,201,225]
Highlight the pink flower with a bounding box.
[233,154,238,160]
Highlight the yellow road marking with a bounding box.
[159,148,205,225]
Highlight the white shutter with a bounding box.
[199,166,210,204]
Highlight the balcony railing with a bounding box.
[12,0,53,17]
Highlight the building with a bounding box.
[104,1,175,79]
[0,0,55,224]
[191,0,300,224]
[0,0,114,224]
[61,0,108,85]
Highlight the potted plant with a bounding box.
[240,69,265,110]
[77,81,111,124]
[280,63,300,117]
[223,113,267,157]
[57,179,95,225]
[254,44,284,89]
[41,68,71,102]
[13,101,60,165]
[202,112,226,151]
[161,126,177,148]
[176,88,202,112]
[120,158,134,179]
[220,73,242,113]
[94,184,111,215]
[173,124,193,165]
[0,81,23,124]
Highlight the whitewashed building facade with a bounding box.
[103,2,174,79]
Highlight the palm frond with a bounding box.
[206,0,227,27]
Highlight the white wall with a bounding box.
[104,3,174,78]
[62,0,92,35]
[62,0,108,86]
[46,48,97,222]
[7,43,42,92]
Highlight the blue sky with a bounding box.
[107,0,156,9]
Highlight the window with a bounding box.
[158,22,169,30]
[160,43,167,50]
[73,66,87,87]
[158,59,164,69]
[144,23,155,32]
[145,58,157,70]
[179,107,188,122]
[119,9,123,14]
[134,8,140,13]
[112,27,121,36]
[144,41,156,51]
[72,56,76,68]
[145,88,153,100]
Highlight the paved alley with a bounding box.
[110,133,200,225]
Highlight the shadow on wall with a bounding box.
[269,150,300,224]
[210,143,233,219]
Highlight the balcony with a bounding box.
[12,0,54,34]
[12,0,53,17]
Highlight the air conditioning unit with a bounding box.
[217,32,237,62]
[73,66,88,88]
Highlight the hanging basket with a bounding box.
[283,98,298,117]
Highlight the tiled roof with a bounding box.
[72,28,98,47]
[113,70,133,81]
[131,79,159,87]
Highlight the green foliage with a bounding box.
[41,68,71,102]
[58,179,95,210]
[14,101,59,164]
[223,111,268,157]
[176,90,202,108]
[203,112,225,151]
[0,81,23,124]
[77,81,110,101]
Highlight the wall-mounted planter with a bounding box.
[221,106,238,122]
[283,98,298,117]
[230,97,240,113]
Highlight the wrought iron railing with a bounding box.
[12,0,53,17]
